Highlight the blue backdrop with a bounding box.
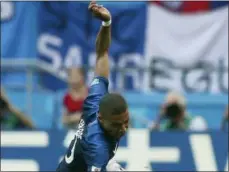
[1,130,228,171]
[1,2,39,87]
[1,2,228,92]
[1,2,39,58]
[37,2,147,90]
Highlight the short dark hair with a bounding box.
[99,93,127,117]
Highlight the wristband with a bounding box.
[102,19,111,27]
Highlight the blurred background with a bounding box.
[1,1,228,171]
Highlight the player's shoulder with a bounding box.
[84,119,109,147]
[87,119,107,141]
[82,76,109,123]
[80,120,110,171]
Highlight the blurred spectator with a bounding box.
[150,91,207,131]
[0,88,34,129]
[62,68,87,129]
[221,105,228,131]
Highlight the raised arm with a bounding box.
[88,1,111,79]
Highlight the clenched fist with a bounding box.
[88,1,111,22]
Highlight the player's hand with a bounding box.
[88,1,111,22]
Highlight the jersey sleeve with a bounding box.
[87,151,108,172]
[82,76,109,123]
[82,134,109,172]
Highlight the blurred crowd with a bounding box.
[1,66,228,132]
[150,92,228,132]
[1,88,34,130]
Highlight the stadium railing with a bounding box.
[1,58,66,125]
[1,58,228,129]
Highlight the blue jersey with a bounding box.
[57,76,119,172]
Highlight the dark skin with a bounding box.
[88,1,129,139]
[101,110,129,140]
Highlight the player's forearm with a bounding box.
[96,25,111,57]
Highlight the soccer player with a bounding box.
[56,1,129,172]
